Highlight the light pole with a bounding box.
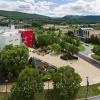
[47,78,50,90]
[86,77,89,99]
[5,79,8,96]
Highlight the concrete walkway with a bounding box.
[0,84,11,92]
[29,48,100,86]
[0,82,53,92]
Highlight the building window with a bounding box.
[9,40,13,42]
[15,39,18,41]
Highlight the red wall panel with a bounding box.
[20,30,35,47]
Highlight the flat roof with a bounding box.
[81,28,93,31]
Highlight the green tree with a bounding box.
[0,45,29,81]
[11,67,43,100]
[52,66,82,100]
[49,43,61,54]
[92,45,100,56]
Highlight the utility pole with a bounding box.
[86,76,89,99]
[5,79,8,96]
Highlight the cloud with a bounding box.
[0,0,100,17]
[0,0,54,14]
[49,0,100,17]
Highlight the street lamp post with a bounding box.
[5,79,8,96]
[48,78,50,90]
[86,77,89,99]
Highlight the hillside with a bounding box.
[62,15,100,23]
[0,10,52,24]
[0,10,100,24]
[0,16,5,20]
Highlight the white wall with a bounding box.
[0,31,22,50]
[0,36,6,50]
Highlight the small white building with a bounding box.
[0,28,22,50]
[74,28,100,40]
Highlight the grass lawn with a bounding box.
[77,83,100,99]
[91,54,100,61]
[0,93,10,100]
[78,45,85,52]
[0,83,100,100]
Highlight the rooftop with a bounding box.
[81,28,94,31]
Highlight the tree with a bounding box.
[0,45,29,81]
[32,21,42,28]
[28,57,36,68]
[92,45,100,56]
[11,67,43,100]
[49,43,61,54]
[52,66,82,100]
[67,31,74,37]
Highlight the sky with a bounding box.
[0,0,100,17]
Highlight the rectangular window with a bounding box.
[15,39,18,41]
[9,40,13,42]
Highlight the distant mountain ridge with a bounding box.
[0,10,100,24]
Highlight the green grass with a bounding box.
[78,45,85,52]
[91,54,100,61]
[77,83,100,99]
[0,83,100,100]
[0,93,10,100]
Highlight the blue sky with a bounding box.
[0,0,100,17]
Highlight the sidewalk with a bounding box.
[0,84,11,92]
[0,81,53,93]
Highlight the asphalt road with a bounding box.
[87,96,100,100]
[78,53,100,69]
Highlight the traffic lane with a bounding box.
[78,53,100,69]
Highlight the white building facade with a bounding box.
[0,29,22,50]
[74,28,100,40]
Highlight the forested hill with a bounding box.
[62,15,100,23]
[0,10,100,24]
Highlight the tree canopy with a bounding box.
[92,45,100,56]
[11,67,43,100]
[0,45,29,81]
[52,66,82,100]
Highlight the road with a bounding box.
[80,43,93,56]
[78,53,100,69]
[87,96,100,100]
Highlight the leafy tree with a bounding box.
[52,66,82,100]
[92,45,100,56]
[28,57,36,68]
[49,43,61,54]
[86,35,100,44]
[11,67,43,100]
[0,45,29,81]
[32,22,42,28]
[67,31,74,37]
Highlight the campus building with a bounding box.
[20,30,35,47]
[0,25,35,50]
[0,30,21,50]
[74,28,100,40]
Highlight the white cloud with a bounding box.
[0,0,100,17]
[0,0,54,15]
[49,0,100,17]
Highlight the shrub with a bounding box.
[42,72,52,81]
[60,54,78,60]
